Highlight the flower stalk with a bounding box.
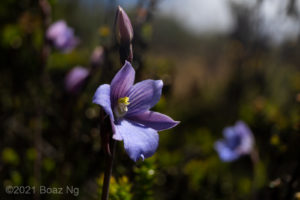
[99,108,116,200]
[101,140,116,200]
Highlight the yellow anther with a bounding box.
[118,97,130,106]
[114,97,130,118]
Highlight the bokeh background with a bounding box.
[1,0,300,199]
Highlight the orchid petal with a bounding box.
[93,84,114,122]
[110,61,135,107]
[127,111,179,131]
[114,120,159,162]
[234,121,254,154]
[126,80,163,116]
[214,141,240,162]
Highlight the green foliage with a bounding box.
[43,158,56,172]
[133,157,157,200]
[10,170,22,185]
[1,0,300,200]
[97,175,132,200]
[2,148,20,166]
[183,157,220,191]
[253,161,266,190]
[26,148,37,161]
[2,24,22,48]
[141,23,153,43]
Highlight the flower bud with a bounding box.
[115,6,134,45]
[64,66,89,94]
[90,46,105,68]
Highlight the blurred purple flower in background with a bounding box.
[90,46,105,68]
[64,66,89,94]
[47,20,79,52]
[93,61,179,161]
[214,121,254,162]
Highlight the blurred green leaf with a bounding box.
[26,148,37,161]
[11,170,22,185]
[2,24,23,48]
[43,158,55,172]
[2,148,20,166]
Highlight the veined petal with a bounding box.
[127,111,179,131]
[214,141,240,162]
[93,85,122,140]
[114,120,159,162]
[93,84,114,122]
[110,61,135,107]
[126,80,163,116]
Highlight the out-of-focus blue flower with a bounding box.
[90,46,104,68]
[64,66,89,94]
[93,61,179,161]
[214,121,254,162]
[47,20,79,52]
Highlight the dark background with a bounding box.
[0,0,300,199]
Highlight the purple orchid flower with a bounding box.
[93,61,179,161]
[65,66,90,94]
[214,121,254,162]
[46,20,79,52]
